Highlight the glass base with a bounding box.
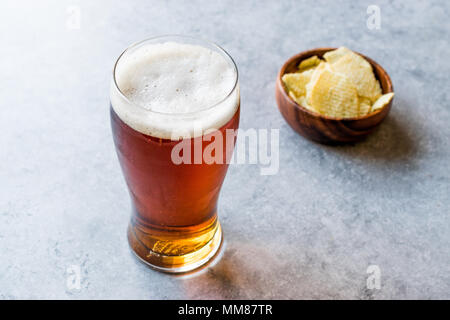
[127,221,223,273]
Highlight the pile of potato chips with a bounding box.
[282,47,394,118]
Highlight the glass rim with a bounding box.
[111,34,239,116]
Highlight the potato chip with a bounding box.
[298,55,321,71]
[358,97,372,116]
[282,47,390,119]
[371,92,394,112]
[305,62,328,104]
[293,92,315,111]
[310,69,359,118]
[329,51,382,102]
[323,47,351,64]
[282,69,313,98]
[288,90,299,103]
[299,68,314,81]
[298,95,313,110]
[288,91,311,109]
[285,71,316,113]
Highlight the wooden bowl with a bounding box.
[275,48,394,144]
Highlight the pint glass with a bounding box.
[110,36,240,272]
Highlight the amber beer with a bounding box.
[110,36,240,272]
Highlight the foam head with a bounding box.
[110,39,239,139]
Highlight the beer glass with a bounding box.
[110,36,240,273]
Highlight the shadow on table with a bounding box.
[322,113,420,167]
[325,96,424,165]
[174,237,361,299]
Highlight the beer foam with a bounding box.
[110,41,239,139]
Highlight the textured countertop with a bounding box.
[1,0,449,299]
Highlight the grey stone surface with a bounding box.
[0,0,449,299]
